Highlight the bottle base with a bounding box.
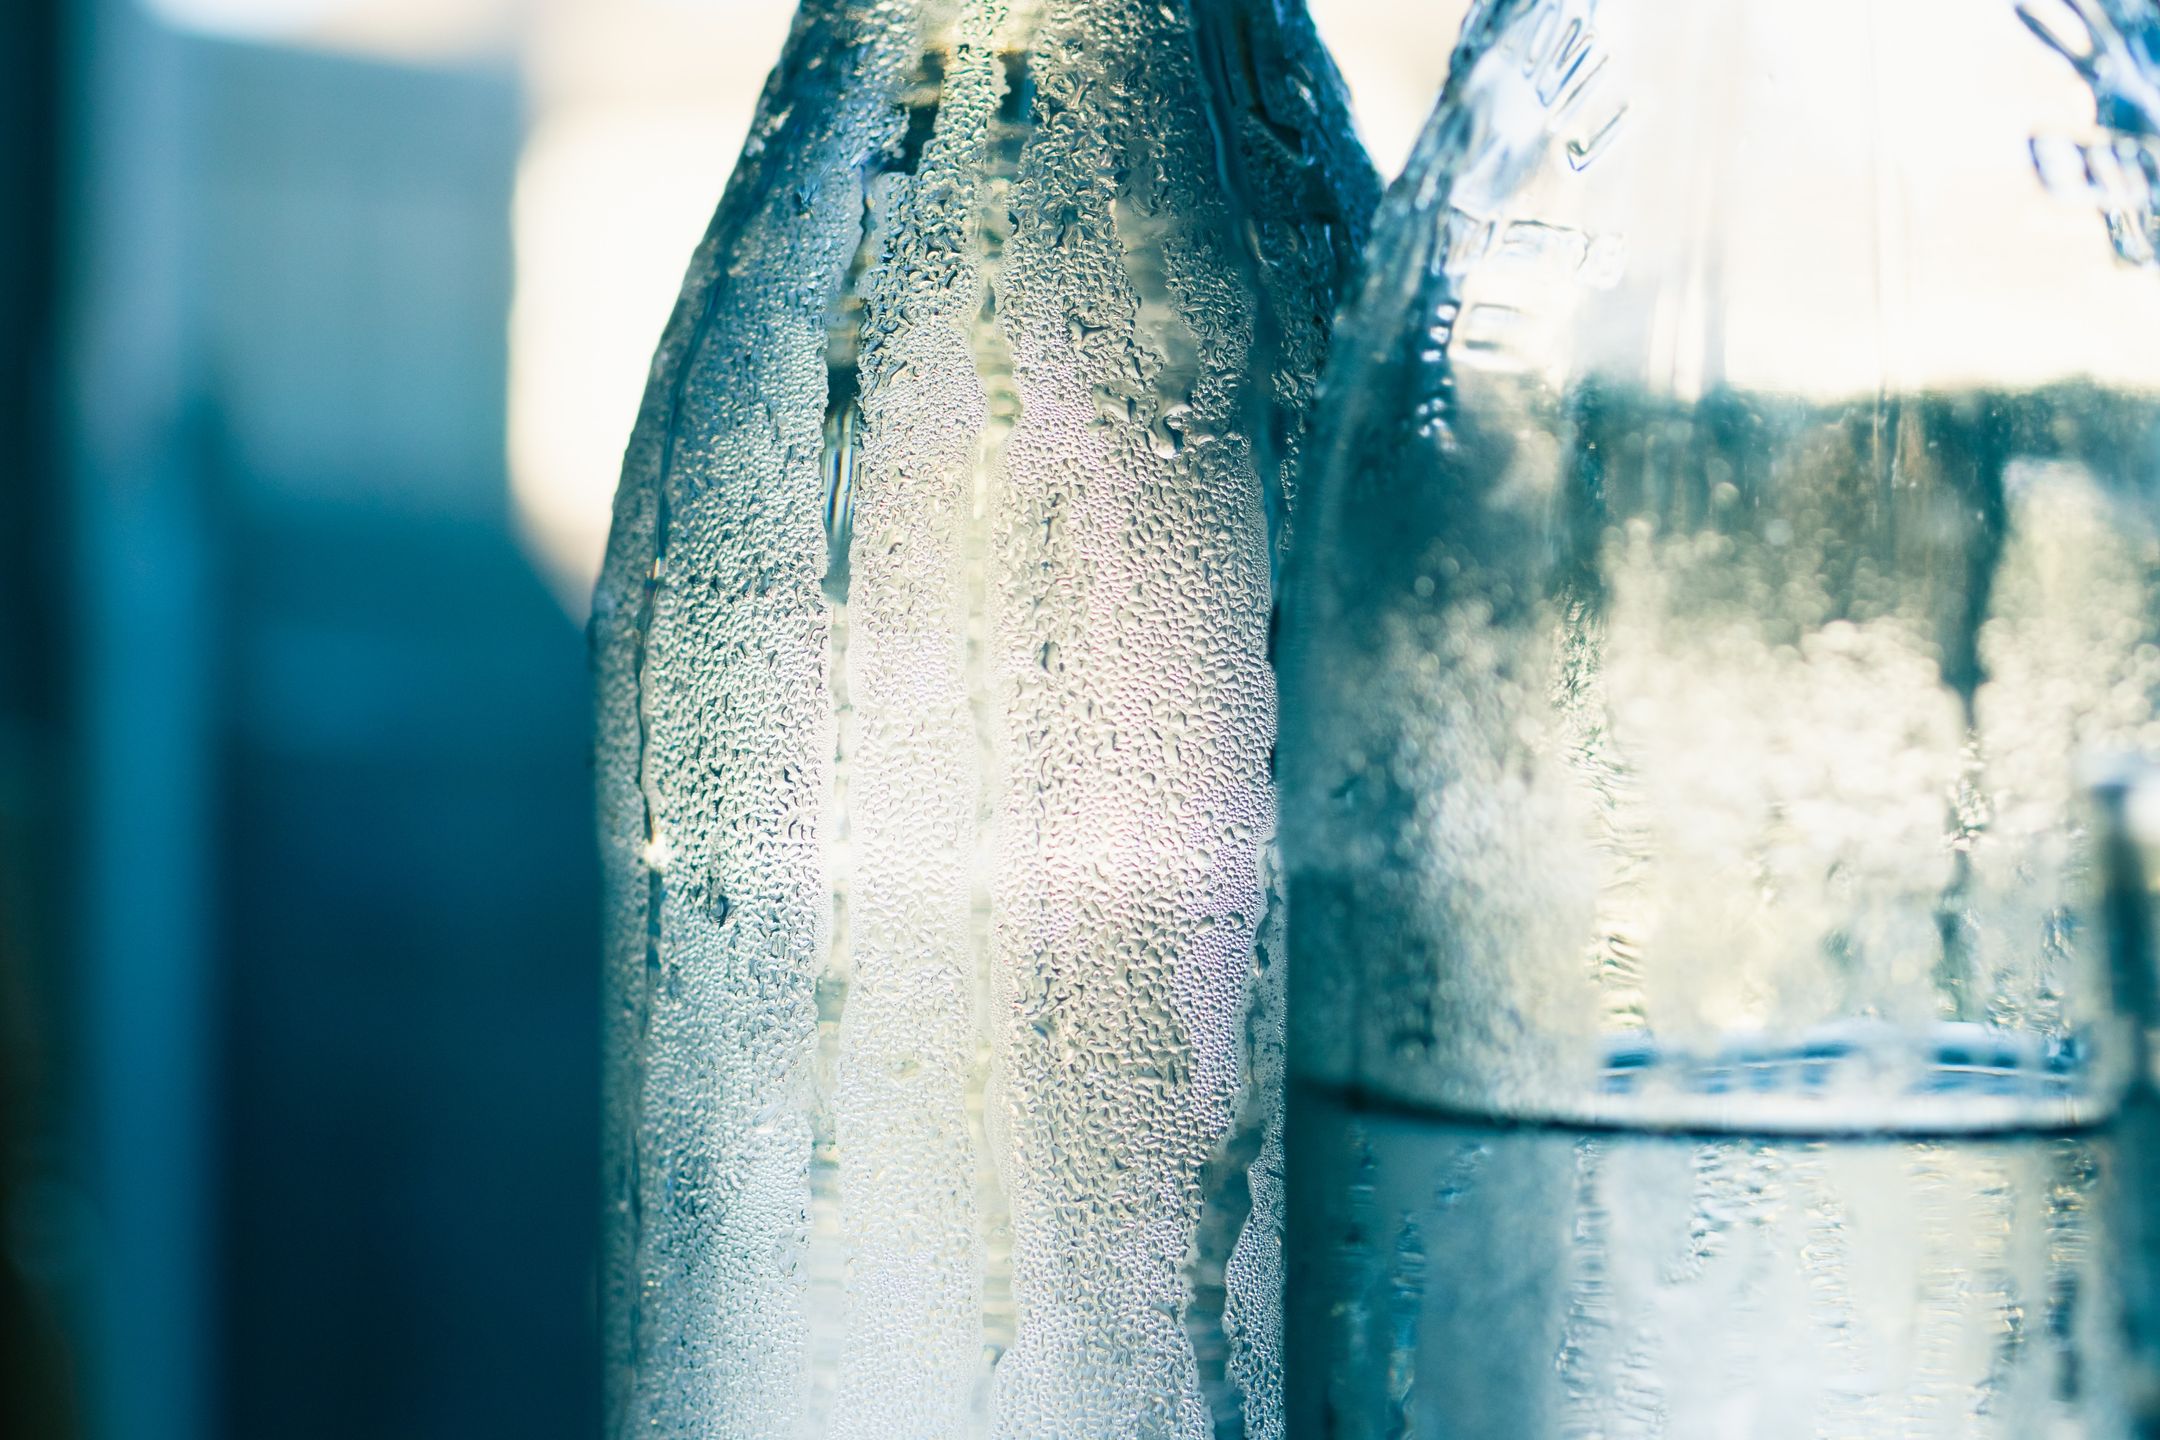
[1285,1083,2150,1439]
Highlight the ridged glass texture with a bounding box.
[1281,0,2160,1137]
[591,3,1375,1436]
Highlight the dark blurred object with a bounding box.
[193,44,600,1439]
[53,9,599,1438]
[1,0,76,1435]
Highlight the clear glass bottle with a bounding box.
[1282,0,2160,1430]
[1284,0,2160,1138]
[592,3,1375,1436]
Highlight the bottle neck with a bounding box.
[787,0,1329,59]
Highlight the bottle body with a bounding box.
[1284,0,2160,1428]
[1282,0,2160,1138]
[593,3,1374,1436]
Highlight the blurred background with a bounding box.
[0,2,1468,1437]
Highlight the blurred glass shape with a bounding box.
[1283,0,2160,1141]
[68,9,602,1437]
[591,1,1376,1434]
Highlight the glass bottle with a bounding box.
[1284,0,2160,1138]
[592,3,1375,1436]
[1282,0,2160,1430]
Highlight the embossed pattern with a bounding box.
[592,4,1374,1435]
[2022,0,2160,265]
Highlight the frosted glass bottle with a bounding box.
[591,3,1375,1437]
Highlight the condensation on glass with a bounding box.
[1281,0,2160,1138]
[591,2,1375,1436]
